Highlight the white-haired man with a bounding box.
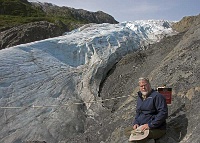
[125,77,168,143]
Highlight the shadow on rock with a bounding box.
[157,104,188,143]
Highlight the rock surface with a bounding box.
[0,21,63,50]
[172,15,197,32]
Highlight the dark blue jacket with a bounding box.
[133,89,168,130]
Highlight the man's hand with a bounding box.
[133,124,139,130]
[140,124,149,131]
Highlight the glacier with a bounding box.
[0,20,176,142]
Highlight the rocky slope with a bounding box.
[172,15,197,32]
[0,21,63,50]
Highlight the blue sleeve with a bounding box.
[132,110,139,125]
[148,93,168,128]
[132,98,140,125]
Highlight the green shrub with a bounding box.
[0,0,88,31]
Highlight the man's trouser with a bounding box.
[124,126,166,143]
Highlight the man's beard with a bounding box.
[141,91,149,96]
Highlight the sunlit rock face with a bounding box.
[0,21,175,143]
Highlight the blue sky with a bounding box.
[29,0,200,22]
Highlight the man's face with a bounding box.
[139,80,151,96]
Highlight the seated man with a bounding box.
[124,77,168,143]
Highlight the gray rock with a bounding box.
[0,21,63,49]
